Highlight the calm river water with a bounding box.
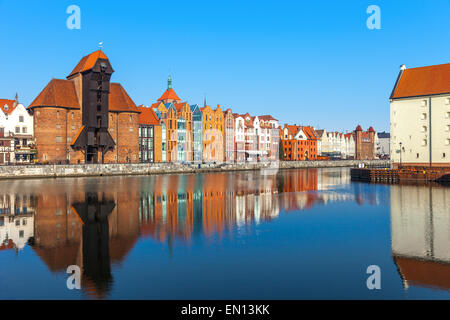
[0,168,449,300]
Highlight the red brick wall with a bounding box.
[33,107,139,164]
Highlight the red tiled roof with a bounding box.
[137,106,160,125]
[158,88,181,102]
[356,125,363,131]
[391,63,450,99]
[259,115,277,121]
[29,79,80,109]
[174,102,188,112]
[68,50,109,78]
[0,99,17,114]
[29,79,139,113]
[303,126,318,140]
[109,83,139,113]
[394,256,450,291]
[344,133,354,139]
[286,125,301,137]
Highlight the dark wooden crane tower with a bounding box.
[71,51,116,163]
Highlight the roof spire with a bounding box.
[204,94,207,107]
[168,73,172,90]
[15,92,19,103]
[99,41,103,50]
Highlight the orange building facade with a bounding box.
[201,105,224,162]
[281,124,318,161]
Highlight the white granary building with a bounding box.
[390,63,450,168]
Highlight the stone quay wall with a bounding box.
[0,160,391,180]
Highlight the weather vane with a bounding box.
[99,41,103,49]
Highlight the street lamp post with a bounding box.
[399,142,403,169]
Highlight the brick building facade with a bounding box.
[28,50,140,164]
[354,125,375,160]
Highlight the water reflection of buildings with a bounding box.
[0,168,380,298]
[391,184,450,291]
[0,193,35,252]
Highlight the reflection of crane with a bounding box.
[71,193,116,298]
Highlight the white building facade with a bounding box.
[0,97,36,164]
[390,64,450,167]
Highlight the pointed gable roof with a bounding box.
[137,106,160,125]
[158,88,181,102]
[190,104,200,113]
[174,102,189,112]
[109,83,139,113]
[286,125,300,137]
[68,50,109,78]
[29,79,80,109]
[0,99,17,114]
[391,63,450,99]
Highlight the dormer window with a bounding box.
[4,104,8,111]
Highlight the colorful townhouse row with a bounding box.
[280,124,378,161]
[136,75,280,164]
[3,49,379,165]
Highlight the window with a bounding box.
[56,136,62,143]
[56,124,61,130]
[15,127,20,133]
[446,139,450,146]
[421,126,427,132]
[19,115,24,122]
[446,98,450,105]
[129,127,133,132]
[447,125,450,132]
[417,153,420,158]
[421,113,427,120]
[421,100,427,107]
[56,111,60,118]
[422,139,427,146]
[447,112,450,119]
[22,127,27,133]
[71,112,74,119]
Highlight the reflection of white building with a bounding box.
[0,214,34,251]
[317,168,351,190]
[391,184,450,290]
[0,192,36,251]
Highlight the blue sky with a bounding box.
[1,0,449,132]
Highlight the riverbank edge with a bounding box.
[0,160,391,180]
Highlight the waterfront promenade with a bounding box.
[0,160,390,180]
